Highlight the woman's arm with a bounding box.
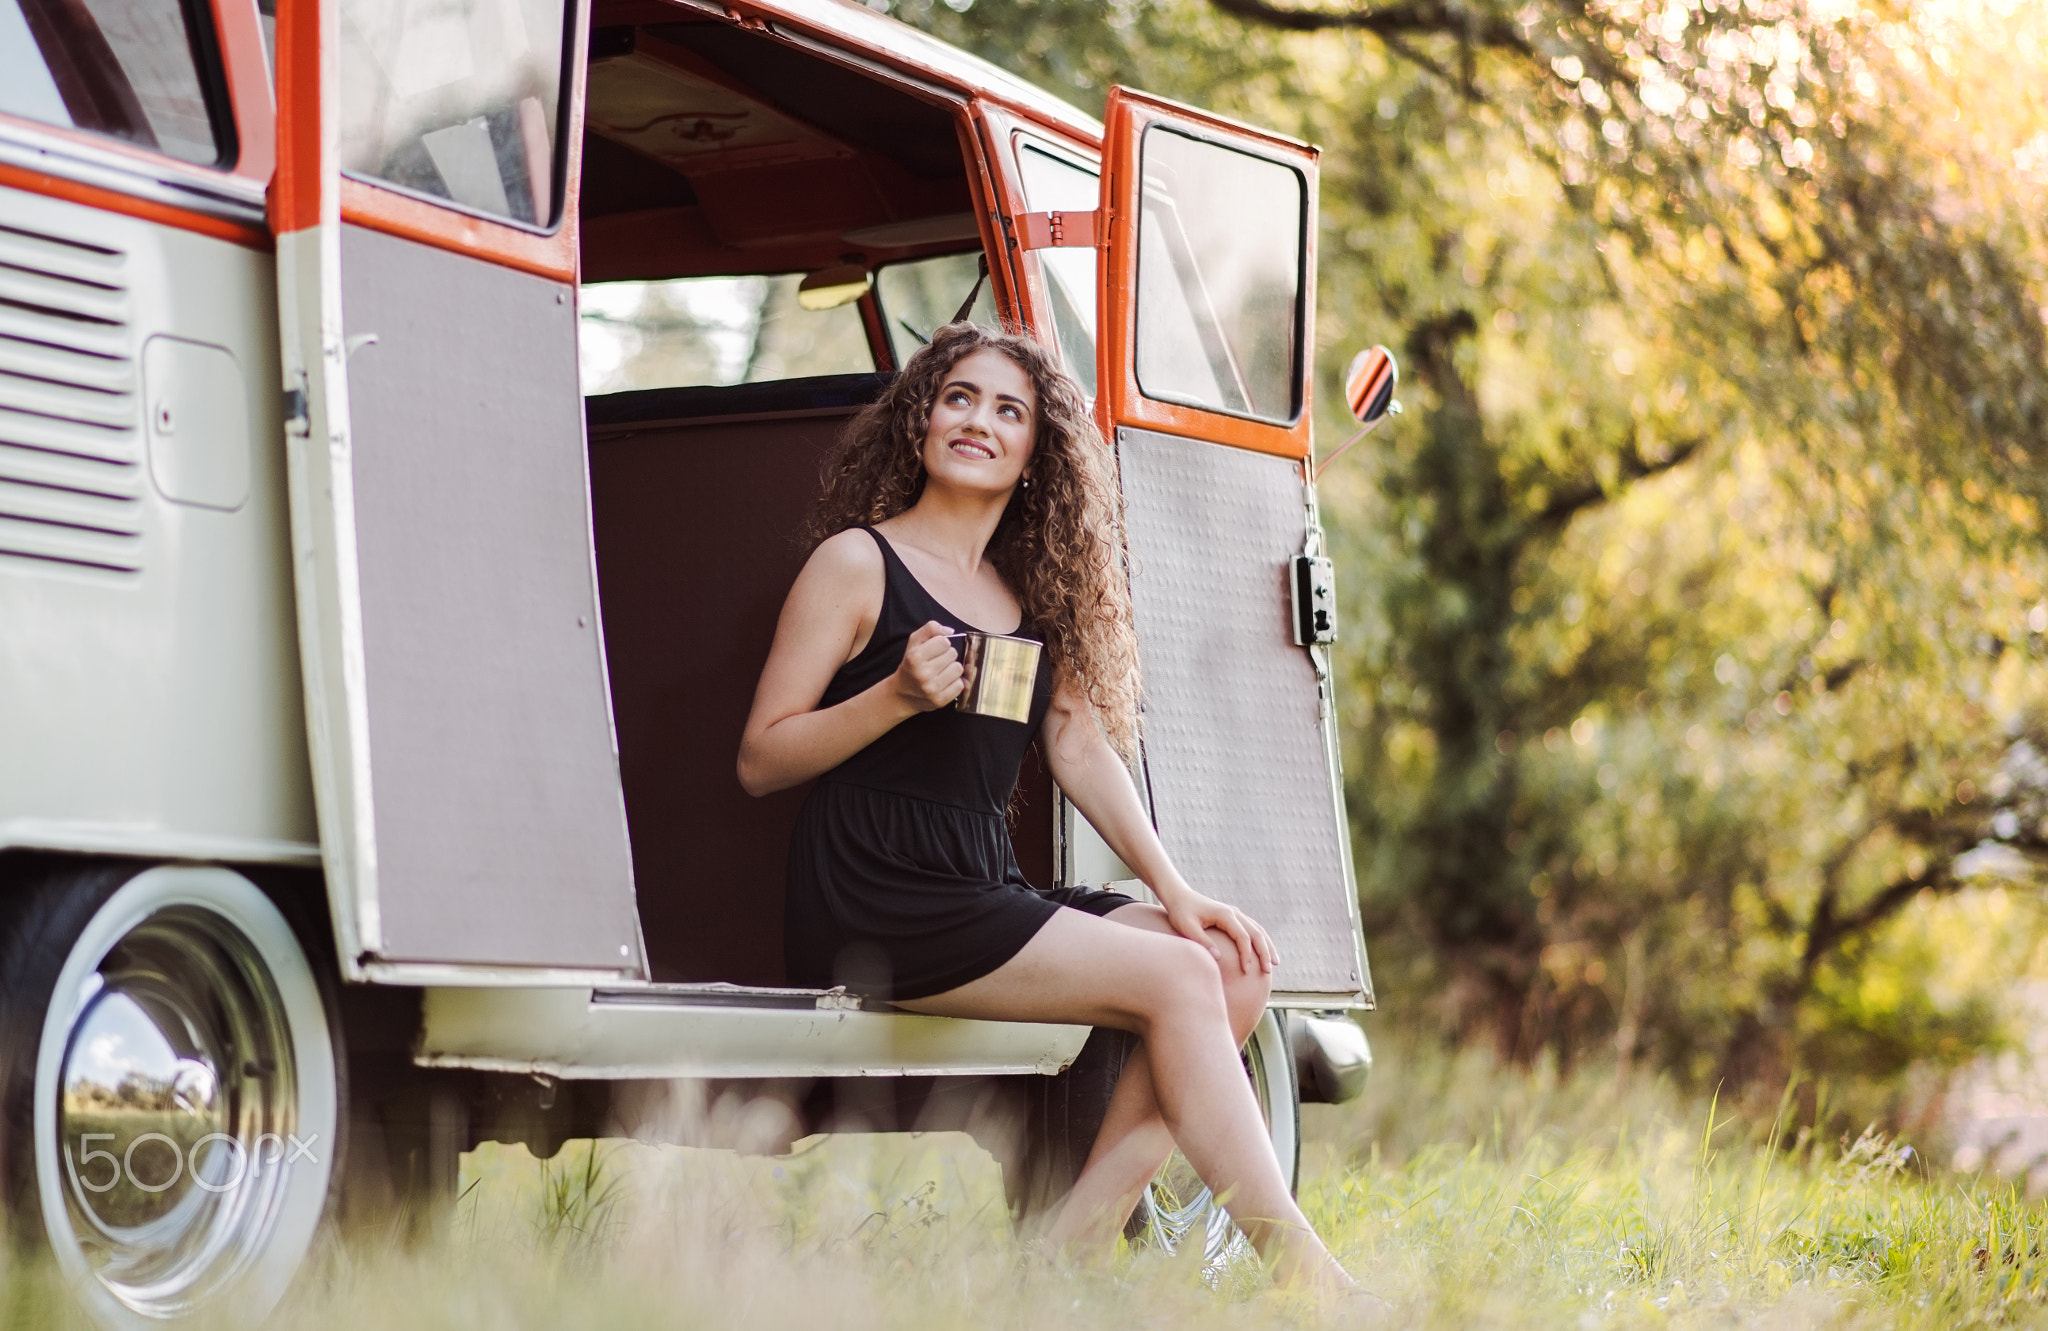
[736,531,965,796]
[1041,684,1276,973]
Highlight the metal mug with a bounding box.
[949,632,1041,724]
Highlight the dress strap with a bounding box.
[855,525,923,635]
[858,523,902,568]
[859,525,924,603]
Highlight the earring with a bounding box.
[1022,475,1033,488]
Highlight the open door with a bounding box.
[274,0,643,979]
[1097,88,1368,1002]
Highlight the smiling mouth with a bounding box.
[949,439,996,460]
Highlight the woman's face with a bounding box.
[920,348,1037,500]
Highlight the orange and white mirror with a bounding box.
[1345,345,1399,424]
[1315,345,1401,480]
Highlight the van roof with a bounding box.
[725,0,1106,147]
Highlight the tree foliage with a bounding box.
[900,0,2048,1113]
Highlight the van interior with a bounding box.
[575,11,1054,986]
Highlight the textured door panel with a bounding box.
[1116,427,1364,996]
[339,224,641,970]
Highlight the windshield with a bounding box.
[579,274,872,395]
[873,252,998,367]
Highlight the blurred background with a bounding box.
[585,0,2048,1162]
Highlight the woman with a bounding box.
[737,323,1350,1288]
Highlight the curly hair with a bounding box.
[811,323,1141,761]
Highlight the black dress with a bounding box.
[783,526,1137,1000]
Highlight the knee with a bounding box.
[1222,959,1272,1045]
[1198,928,1271,1044]
[1138,937,1229,1026]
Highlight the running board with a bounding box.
[414,985,1091,1080]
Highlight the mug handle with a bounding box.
[946,632,980,706]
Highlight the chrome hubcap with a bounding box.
[1136,1150,1246,1269]
[54,906,299,1317]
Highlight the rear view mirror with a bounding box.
[1344,345,1399,426]
[797,265,871,311]
[1314,345,1401,480]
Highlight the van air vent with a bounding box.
[0,220,142,575]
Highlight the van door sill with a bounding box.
[415,985,1087,1080]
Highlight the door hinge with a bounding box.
[1015,210,1100,250]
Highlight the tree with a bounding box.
[906,0,2048,1107]
[1221,0,2048,1094]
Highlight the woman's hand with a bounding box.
[892,621,964,712]
[1161,885,1277,975]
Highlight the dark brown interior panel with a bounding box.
[588,378,1055,984]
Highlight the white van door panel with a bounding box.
[1115,427,1364,998]
[1097,87,1369,1003]
[274,0,643,977]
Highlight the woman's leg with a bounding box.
[1040,904,1269,1252]
[896,908,1344,1286]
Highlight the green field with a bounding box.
[8,1038,2047,1329]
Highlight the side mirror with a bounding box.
[1344,345,1400,426]
[1314,345,1401,480]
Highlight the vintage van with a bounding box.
[0,0,1377,1322]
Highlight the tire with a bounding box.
[1125,1008,1299,1268]
[0,861,339,1329]
[1002,1026,1137,1221]
[332,1053,469,1244]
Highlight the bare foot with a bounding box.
[1247,1218,1354,1291]
[1303,1250,1359,1294]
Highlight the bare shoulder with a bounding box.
[798,527,885,595]
[783,528,886,627]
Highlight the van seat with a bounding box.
[586,372,891,428]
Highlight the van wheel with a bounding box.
[1125,1008,1299,1269]
[1002,1026,1134,1221]
[0,862,339,1329]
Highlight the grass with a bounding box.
[1300,1040,2048,1326]
[11,1034,2048,1328]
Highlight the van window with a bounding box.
[873,252,998,368]
[579,273,873,396]
[0,0,227,166]
[1134,126,1304,423]
[1015,141,1099,397]
[338,0,569,226]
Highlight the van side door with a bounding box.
[273,0,643,978]
[1096,88,1369,1004]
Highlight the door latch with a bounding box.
[282,371,310,438]
[1291,554,1337,646]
